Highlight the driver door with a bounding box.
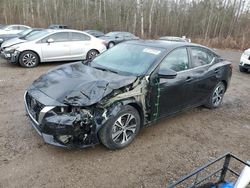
[150,47,194,120]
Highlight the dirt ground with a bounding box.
[0,49,249,188]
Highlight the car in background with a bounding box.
[83,30,105,38]
[48,24,69,29]
[24,40,232,149]
[0,28,43,46]
[99,31,139,48]
[2,29,106,68]
[0,24,30,35]
[159,36,190,42]
[239,48,250,72]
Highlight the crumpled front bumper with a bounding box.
[24,92,67,147]
[0,49,20,63]
[24,91,99,148]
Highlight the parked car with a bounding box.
[48,24,69,29]
[24,40,232,149]
[159,36,190,42]
[0,24,30,35]
[99,31,139,48]
[239,48,250,72]
[0,28,43,46]
[2,29,106,67]
[83,30,105,38]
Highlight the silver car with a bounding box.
[1,29,107,68]
[0,24,31,35]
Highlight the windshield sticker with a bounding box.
[143,48,161,55]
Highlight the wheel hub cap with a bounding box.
[111,113,137,145]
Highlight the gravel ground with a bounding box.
[0,49,249,188]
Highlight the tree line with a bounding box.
[0,0,249,49]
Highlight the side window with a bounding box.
[190,47,214,67]
[41,32,70,43]
[71,32,90,41]
[159,48,189,72]
[9,26,19,30]
[116,33,124,38]
[19,26,29,30]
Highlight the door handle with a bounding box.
[186,76,193,82]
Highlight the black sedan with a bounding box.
[24,41,232,149]
[99,31,139,48]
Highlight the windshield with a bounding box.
[24,30,49,41]
[91,43,164,75]
[18,29,32,36]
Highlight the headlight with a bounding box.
[0,38,3,43]
[4,45,19,52]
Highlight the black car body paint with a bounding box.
[24,41,232,148]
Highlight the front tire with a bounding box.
[99,105,141,150]
[19,51,39,68]
[205,82,226,109]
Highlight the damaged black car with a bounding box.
[24,40,232,149]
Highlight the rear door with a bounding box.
[188,46,220,105]
[40,32,71,61]
[69,32,92,60]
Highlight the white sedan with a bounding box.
[239,48,250,72]
[1,29,107,68]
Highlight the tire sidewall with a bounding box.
[100,105,141,149]
[108,42,115,49]
[19,51,39,68]
[208,82,226,108]
[87,50,98,60]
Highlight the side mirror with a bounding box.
[115,36,120,39]
[5,28,10,31]
[47,38,54,43]
[158,69,177,79]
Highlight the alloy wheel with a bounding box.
[212,84,225,107]
[111,113,137,145]
[22,53,37,67]
[87,50,98,60]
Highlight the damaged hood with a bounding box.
[29,62,137,106]
[1,37,26,48]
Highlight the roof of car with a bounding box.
[126,40,194,49]
[125,40,218,55]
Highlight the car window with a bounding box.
[190,47,214,67]
[71,32,90,41]
[19,26,29,30]
[92,43,164,75]
[159,48,189,72]
[42,32,70,43]
[116,33,125,38]
[9,26,19,30]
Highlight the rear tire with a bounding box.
[204,82,226,109]
[86,49,99,60]
[98,105,141,150]
[239,66,248,72]
[19,51,39,68]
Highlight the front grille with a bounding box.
[25,93,45,121]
